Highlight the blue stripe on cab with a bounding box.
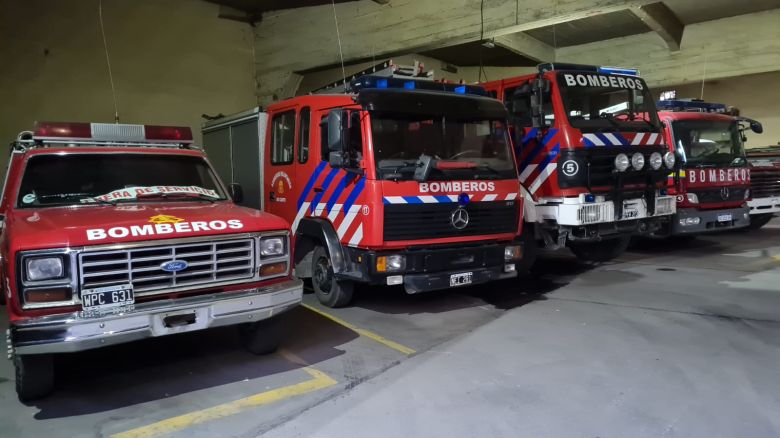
[309,167,340,213]
[342,177,366,215]
[297,161,328,209]
[434,195,453,203]
[325,172,355,214]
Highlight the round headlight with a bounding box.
[26,257,64,281]
[614,153,629,172]
[664,152,676,169]
[631,152,645,170]
[649,152,663,170]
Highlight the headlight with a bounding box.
[614,153,629,172]
[631,152,645,170]
[376,255,406,272]
[744,189,751,200]
[504,245,522,260]
[26,257,64,281]
[686,193,699,204]
[649,152,663,170]
[259,237,285,257]
[664,152,676,169]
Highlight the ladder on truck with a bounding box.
[312,60,434,94]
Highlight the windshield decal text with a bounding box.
[84,185,219,203]
[563,73,644,90]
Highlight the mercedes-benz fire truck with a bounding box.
[1,122,302,401]
[204,67,525,308]
[482,64,676,263]
[746,145,780,229]
[655,99,758,235]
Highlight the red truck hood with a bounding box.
[8,202,289,251]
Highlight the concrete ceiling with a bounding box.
[525,10,651,48]
[663,0,780,24]
[422,42,536,67]
[206,0,356,16]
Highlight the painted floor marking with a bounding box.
[302,303,416,355]
[112,350,336,438]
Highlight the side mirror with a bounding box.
[327,109,348,168]
[750,121,763,134]
[229,183,243,204]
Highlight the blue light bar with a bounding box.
[656,99,728,113]
[349,75,489,96]
[598,66,639,76]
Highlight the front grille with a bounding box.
[655,196,675,215]
[692,187,747,203]
[384,201,518,241]
[79,237,255,296]
[751,169,780,198]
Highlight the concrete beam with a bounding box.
[371,0,390,4]
[493,33,555,63]
[217,4,258,24]
[256,70,303,106]
[253,0,653,75]
[630,2,684,52]
[556,10,780,87]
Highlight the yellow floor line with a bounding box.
[111,351,336,438]
[302,303,416,355]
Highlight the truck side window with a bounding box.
[506,85,554,128]
[271,110,295,165]
[348,111,363,160]
[320,116,328,162]
[298,107,310,164]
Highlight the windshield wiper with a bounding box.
[597,113,622,132]
[473,164,504,179]
[135,192,217,203]
[37,193,116,206]
[378,160,421,180]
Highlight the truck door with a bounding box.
[264,106,309,228]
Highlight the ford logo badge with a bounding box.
[160,260,188,273]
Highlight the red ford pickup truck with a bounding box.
[1,122,302,401]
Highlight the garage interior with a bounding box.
[1,0,780,436]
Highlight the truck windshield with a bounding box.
[558,72,661,133]
[673,120,747,168]
[370,113,516,180]
[17,153,227,208]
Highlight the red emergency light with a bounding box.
[32,121,194,145]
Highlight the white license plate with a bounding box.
[450,272,473,287]
[622,209,639,219]
[717,213,733,222]
[81,283,134,312]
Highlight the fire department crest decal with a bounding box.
[148,215,184,224]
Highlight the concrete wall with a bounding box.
[652,71,780,149]
[0,0,257,167]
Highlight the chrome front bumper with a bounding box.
[9,279,303,355]
[543,195,676,226]
[748,196,780,215]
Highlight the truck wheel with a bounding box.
[747,214,773,230]
[14,354,54,402]
[568,235,631,264]
[311,246,354,308]
[239,315,284,355]
[515,223,539,274]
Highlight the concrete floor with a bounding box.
[2,219,780,437]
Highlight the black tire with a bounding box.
[747,214,773,230]
[311,246,354,308]
[515,223,539,275]
[14,354,54,402]
[239,316,284,355]
[568,235,631,263]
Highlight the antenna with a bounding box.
[331,0,348,93]
[99,0,120,123]
[700,53,708,99]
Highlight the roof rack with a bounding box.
[312,59,434,94]
[12,122,196,151]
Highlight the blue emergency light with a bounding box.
[537,63,638,76]
[656,99,728,113]
[350,75,489,96]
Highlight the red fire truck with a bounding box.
[746,145,780,229]
[655,100,757,235]
[204,69,525,308]
[1,122,302,401]
[482,64,676,263]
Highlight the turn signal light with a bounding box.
[260,262,287,277]
[24,287,72,303]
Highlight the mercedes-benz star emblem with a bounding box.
[451,208,469,230]
[720,187,730,200]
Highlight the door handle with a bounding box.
[269,191,276,201]
[313,187,324,193]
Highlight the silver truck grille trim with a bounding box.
[78,237,255,296]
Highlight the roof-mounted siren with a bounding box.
[349,75,489,96]
[31,122,194,147]
[537,63,639,76]
[655,99,728,113]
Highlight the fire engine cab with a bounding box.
[482,64,676,263]
[204,64,525,307]
[746,145,779,229]
[1,122,302,401]
[655,99,757,235]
